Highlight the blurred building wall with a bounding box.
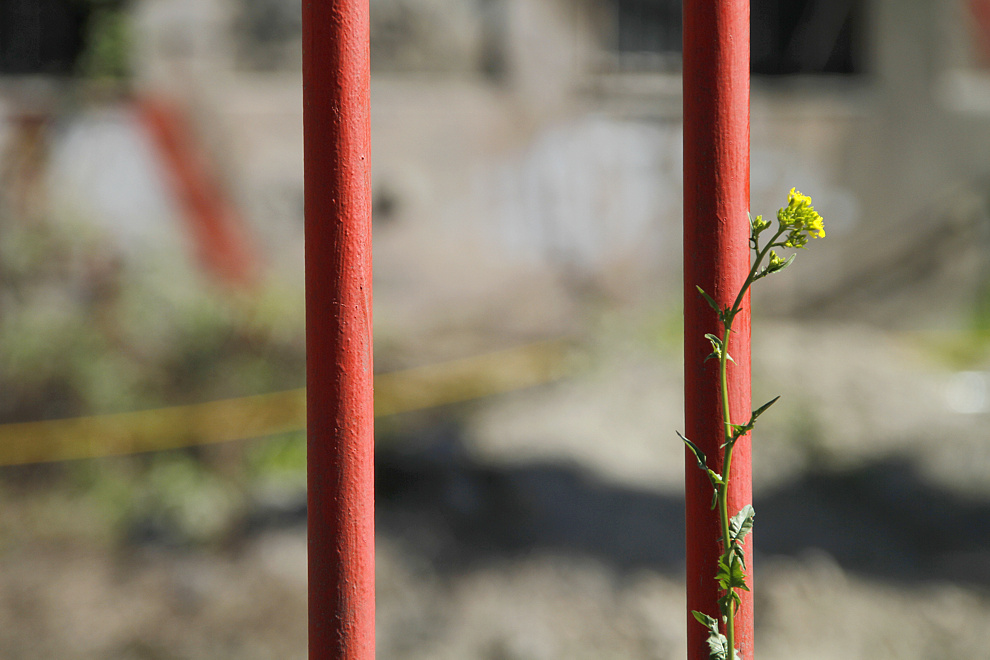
[6,0,990,324]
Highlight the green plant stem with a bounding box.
[689,192,824,659]
[714,226,785,660]
[719,322,736,660]
[730,226,787,317]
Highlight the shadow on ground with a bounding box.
[371,426,990,588]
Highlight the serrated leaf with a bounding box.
[729,505,755,544]
[729,505,755,569]
[706,633,729,660]
[716,554,749,592]
[692,610,729,660]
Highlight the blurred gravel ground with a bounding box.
[2,320,990,659]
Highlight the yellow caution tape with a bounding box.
[374,338,570,417]
[0,339,571,466]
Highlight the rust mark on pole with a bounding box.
[682,1,753,659]
[302,0,374,657]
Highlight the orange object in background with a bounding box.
[0,112,51,222]
[136,95,258,289]
[971,0,990,66]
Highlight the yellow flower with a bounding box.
[777,187,825,247]
[807,214,825,238]
[788,187,812,208]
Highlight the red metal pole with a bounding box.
[302,0,374,658]
[683,1,752,659]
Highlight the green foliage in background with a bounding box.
[0,205,305,546]
[76,0,133,81]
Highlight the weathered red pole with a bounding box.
[683,1,752,659]
[302,0,374,658]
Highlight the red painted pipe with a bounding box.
[683,1,752,659]
[302,1,374,658]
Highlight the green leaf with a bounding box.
[729,505,755,544]
[754,252,796,281]
[704,333,723,363]
[728,505,755,568]
[716,554,749,593]
[678,431,707,470]
[693,610,718,629]
[772,252,796,273]
[704,333,736,364]
[718,590,741,618]
[706,633,729,660]
[705,468,726,509]
[692,611,728,660]
[696,286,721,316]
[727,396,782,446]
[751,396,781,422]
[679,432,724,506]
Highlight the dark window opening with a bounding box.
[752,0,865,75]
[615,0,682,58]
[0,0,90,75]
[609,0,866,76]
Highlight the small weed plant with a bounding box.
[678,189,825,660]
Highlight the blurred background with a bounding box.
[2,0,990,657]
